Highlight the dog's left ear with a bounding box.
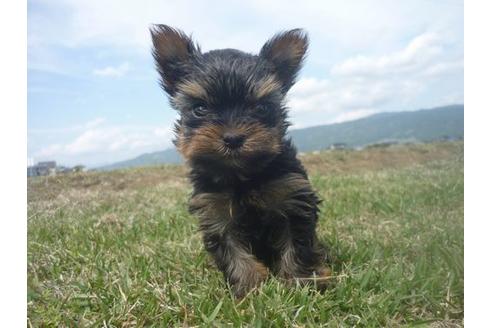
[260,29,308,93]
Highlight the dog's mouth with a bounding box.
[213,137,279,168]
[191,147,279,176]
[177,122,282,170]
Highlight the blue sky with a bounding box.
[28,0,463,167]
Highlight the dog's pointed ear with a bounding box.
[260,29,308,93]
[150,25,199,95]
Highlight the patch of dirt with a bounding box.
[301,142,462,175]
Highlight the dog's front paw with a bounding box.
[230,261,268,299]
[313,266,332,291]
[279,265,332,291]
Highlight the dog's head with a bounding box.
[150,25,308,173]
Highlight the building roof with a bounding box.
[37,161,57,168]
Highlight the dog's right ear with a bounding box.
[150,25,199,95]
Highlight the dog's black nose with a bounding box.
[223,133,245,149]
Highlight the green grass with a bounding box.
[27,142,464,327]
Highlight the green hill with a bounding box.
[98,148,182,171]
[289,104,463,152]
[97,104,463,170]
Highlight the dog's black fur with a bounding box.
[151,25,330,297]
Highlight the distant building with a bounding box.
[438,135,462,142]
[28,161,57,177]
[329,143,348,150]
[27,161,90,177]
[72,165,87,173]
[366,140,400,149]
[56,166,72,174]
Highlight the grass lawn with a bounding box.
[27,142,464,327]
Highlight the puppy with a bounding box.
[151,25,330,298]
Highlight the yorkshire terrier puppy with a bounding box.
[151,25,330,298]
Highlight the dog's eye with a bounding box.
[255,104,269,112]
[192,105,207,118]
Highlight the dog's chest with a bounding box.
[189,173,312,227]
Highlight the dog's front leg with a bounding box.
[277,215,331,289]
[203,232,268,298]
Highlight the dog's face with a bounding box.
[151,25,308,173]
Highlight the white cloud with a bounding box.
[34,144,63,158]
[422,60,464,77]
[331,32,442,77]
[85,117,106,127]
[286,31,463,128]
[28,0,463,60]
[65,128,120,154]
[153,125,173,138]
[287,77,401,127]
[331,109,378,124]
[93,62,130,77]
[29,117,107,135]
[32,118,174,166]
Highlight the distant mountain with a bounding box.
[97,147,182,171]
[96,104,463,171]
[289,104,464,152]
